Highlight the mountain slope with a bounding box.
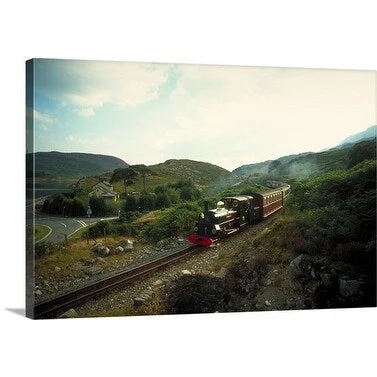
[149,159,230,186]
[76,159,231,195]
[338,125,377,147]
[27,152,129,178]
[231,138,376,180]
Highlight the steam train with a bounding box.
[188,185,290,247]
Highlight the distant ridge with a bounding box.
[149,159,230,186]
[338,125,376,147]
[27,151,129,178]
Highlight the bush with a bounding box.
[143,202,201,242]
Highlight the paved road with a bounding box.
[35,214,118,244]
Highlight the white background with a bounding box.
[0,1,376,376]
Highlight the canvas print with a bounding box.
[26,59,376,319]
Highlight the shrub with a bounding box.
[143,202,200,242]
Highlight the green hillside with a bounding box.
[76,159,230,195]
[27,152,129,179]
[149,159,230,187]
[232,139,376,180]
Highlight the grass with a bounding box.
[134,209,166,226]
[35,225,51,242]
[207,214,296,274]
[34,236,152,282]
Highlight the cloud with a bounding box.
[35,59,171,117]
[27,107,54,131]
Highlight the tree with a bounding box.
[268,160,286,176]
[131,164,154,192]
[110,168,138,195]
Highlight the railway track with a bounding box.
[34,244,202,319]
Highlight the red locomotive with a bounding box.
[188,185,290,246]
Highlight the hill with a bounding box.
[232,138,376,181]
[76,159,231,195]
[27,152,129,179]
[149,159,230,187]
[337,125,377,148]
[232,151,313,178]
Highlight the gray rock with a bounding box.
[35,289,43,296]
[265,300,272,306]
[338,277,365,298]
[96,246,110,257]
[114,246,124,253]
[84,266,103,277]
[290,254,312,278]
[59,309,78,318]
[124,240,134,250]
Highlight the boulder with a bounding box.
[96,246,110,257]
[290,254,313,278]
[84,266,103,277]
[123,240,134,250]
[113,246,124,254]
[338,277,365,298]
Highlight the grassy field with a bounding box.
[35,225,51,243]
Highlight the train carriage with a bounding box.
[250,189,283,220]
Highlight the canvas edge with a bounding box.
[25,59,35,319]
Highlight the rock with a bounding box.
[124,240,134,250]
[35,289,43,296]
[338,277,365,298]
[290,254,312,278]
[182,269,192,275]
[91,243,102,252]
[133,297,146,308]
[152,279,164,287]
[96,257,106,263]
[114,246,124,254]
[265,300,272,306]
[59,309,78,318]
[96,246,110,257]
[54,266,61,272]
[84,266,103,277]
[84,259,96,266]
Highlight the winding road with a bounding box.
[35,214,118,244]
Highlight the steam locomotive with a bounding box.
[188,185,290,246]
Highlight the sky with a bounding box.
[28,59,376,171]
